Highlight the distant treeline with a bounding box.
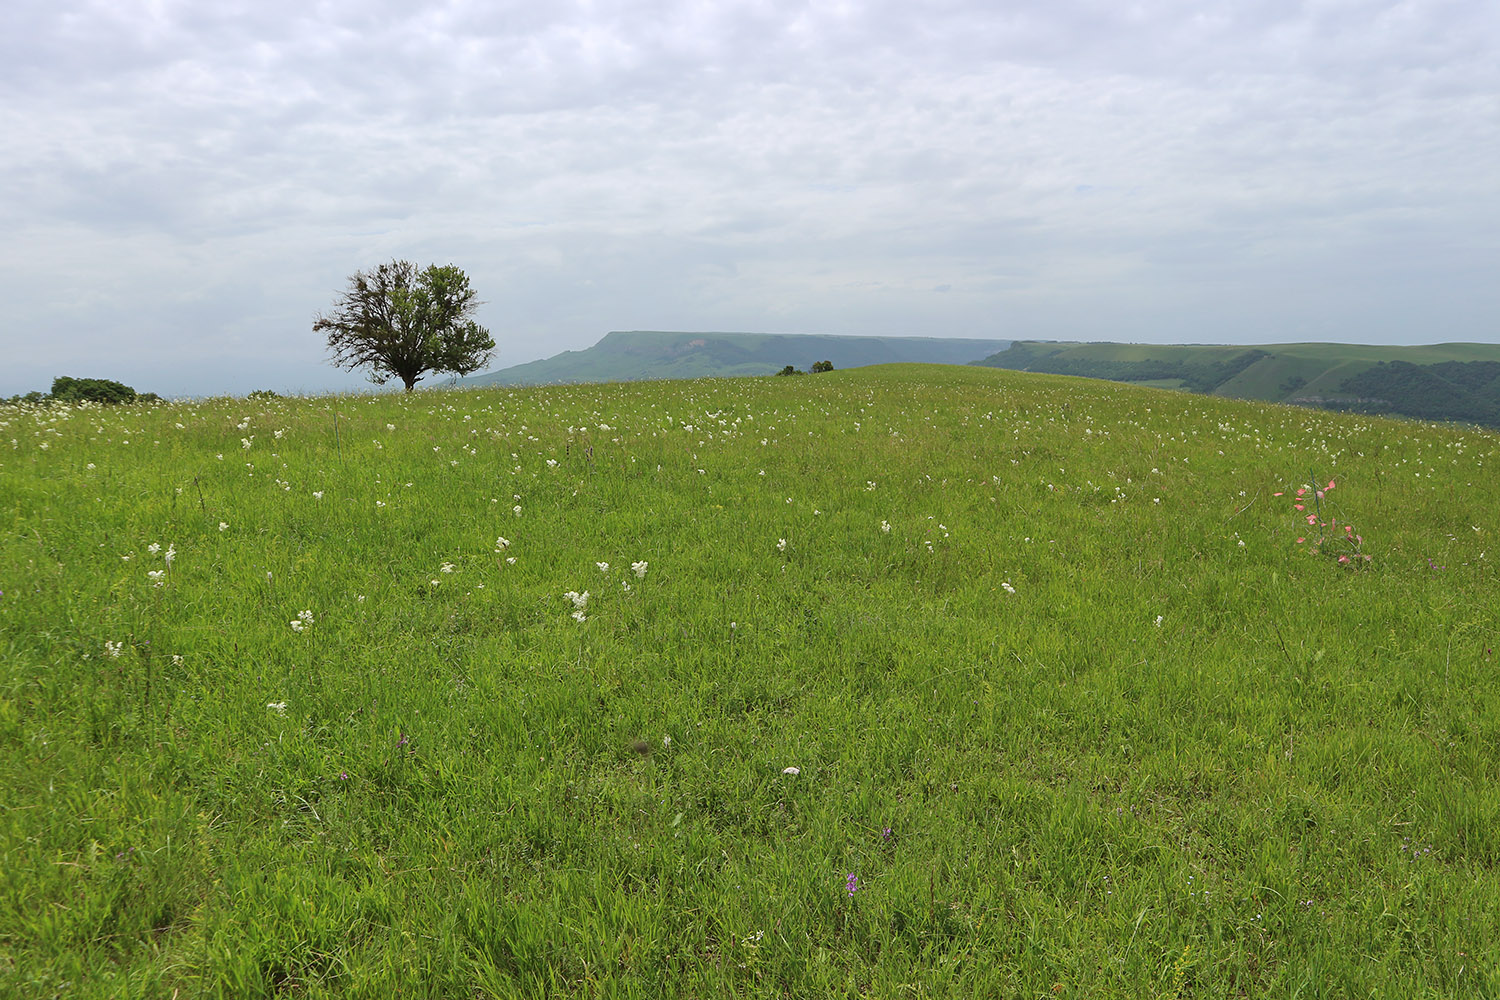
[975,343,1270,394]
[1331,361,1500,427]
[3,377,160,407]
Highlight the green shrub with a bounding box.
[50,376,140,405]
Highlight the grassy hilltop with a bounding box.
[465,330,1010,386]
[2,365,1499,996]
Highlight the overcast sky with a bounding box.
[3,0,1497,397]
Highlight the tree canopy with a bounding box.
[315,260,495,391]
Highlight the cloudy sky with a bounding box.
[3,0,1497,397]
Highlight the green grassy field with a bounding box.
[3,364,1498,997]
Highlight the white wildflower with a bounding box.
[596,562,609,572]
[631,561,648,578]
[147,569,166,587]
[495,536,510,551]
[219,522,228,531]
[104,640,123,659]
[776,538,787,552]
[1001,581,1016,594]
[267,701,287,715]
[781,766,800,775]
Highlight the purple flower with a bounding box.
[340,771,349,781]
[845,873,860,898]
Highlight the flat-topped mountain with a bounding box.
[464,331,1010,386]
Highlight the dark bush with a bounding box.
[50,377,140,405]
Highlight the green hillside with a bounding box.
[465,330,1010,386]
[973,341,1500,426]
[5,367,1499,995]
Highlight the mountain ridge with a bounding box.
[464,331,1011,386]
[971,340,1500,426]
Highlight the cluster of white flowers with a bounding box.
[104,640,123,659]
[776,538,787,552]
[289,609,314,632]
[267,701,288,715]
[596,561,609,572]
[495,536,510,552]
[880,520,891,533]
[631,561,648,579]
[563,590,589,622]
[1001,581,1016,594]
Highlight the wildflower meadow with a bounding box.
[2,363,1497,996]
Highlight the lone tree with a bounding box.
[810,360,834,373]
[315,260,495,392]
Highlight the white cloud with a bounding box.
[2,0,1497,395]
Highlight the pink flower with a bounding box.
[1296,537,1305,544]
[1307,515,1318,525]
[1327,479,1335,490]
[1338,555,1350,564]
[1273,492,1284,497]
[1294,504,1304,511]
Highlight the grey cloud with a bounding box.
[2,0,1497,395]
